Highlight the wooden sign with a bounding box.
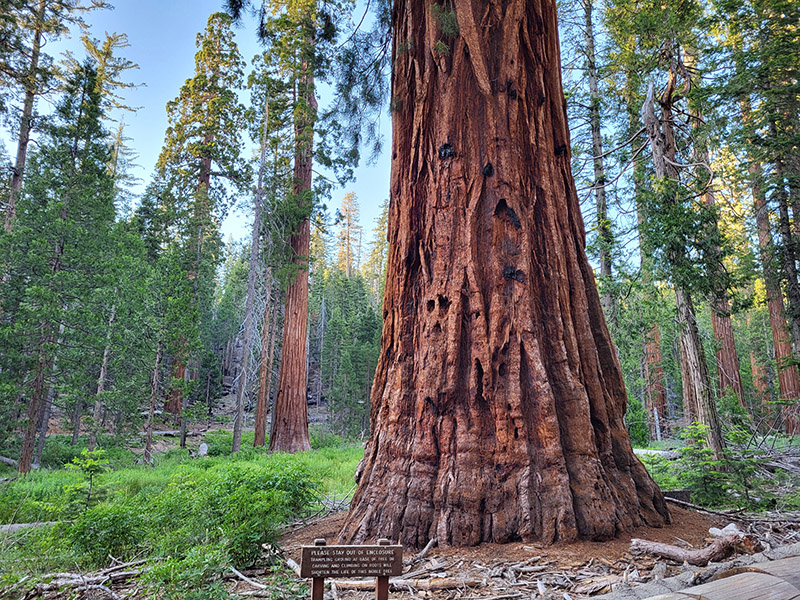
[300,538,402,600]
[300,542,402,578]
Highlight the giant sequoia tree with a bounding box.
[340,0,669,547]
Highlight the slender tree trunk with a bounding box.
[179,367,190,448]
[33,321,67,465]
[19,337,52,473]
[254,288,275,447]
[89,304,116,451]
[752,162,800,433]
[316,295,325,408]
[708,292,745,407]
[270,46,316,454]
[642,80,724,458]
[628,73,667,439]
[71,399,82,445]
[144,340,163,464]
[644,325,669,435]
[675,289,724,457]
[33,380,55,467]
[583,0,613,321]
[233,96,271,453]
[267,300,282,443]
[775,158,800,355]
[5,0,46,232]
[340,0,669,547]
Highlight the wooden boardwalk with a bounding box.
[645,555,800,600]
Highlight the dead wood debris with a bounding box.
[292,518,800,600]
[9,560,147,600]
[630,533,763,566]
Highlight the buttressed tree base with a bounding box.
[340,0,670,547]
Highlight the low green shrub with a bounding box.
[641,422,774,509]
[145,540,229,600]
[67,503,145,566]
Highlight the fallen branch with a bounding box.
[0,455,17,468]
[630,533,761,566]
[286,557,301,577]
[333,577,483,591]
[0,521,59,534]
[230,566,267,590]
[414,538,437,562]
[664,496,749,521]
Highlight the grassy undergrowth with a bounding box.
[0,432,364,598]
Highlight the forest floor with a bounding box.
[273,506,800,599]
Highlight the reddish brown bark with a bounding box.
[164,361,185,415]
[709,298,746,407]
[752,161,800,434]
[697,159,745,409]
[19,337,52,473]
[269,57,315,454]
[339,0,669,548]
[644,325,668,438]
[750,350,768,408]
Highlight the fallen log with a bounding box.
[0,455,18,468]
[0,521,59,534]
[631,533,762,566]
[332,577,483,591]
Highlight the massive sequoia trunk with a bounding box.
[340,0,669,548]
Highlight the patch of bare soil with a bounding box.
[280,505,723,567]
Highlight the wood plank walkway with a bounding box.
[644,555,800,600]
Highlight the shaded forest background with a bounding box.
[0,0,798,467]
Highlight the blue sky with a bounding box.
[4,0,390,245]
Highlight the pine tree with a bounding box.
[1,61,115,472]
[362,198,389,302]
[155,11,249,420]
[335,192,362,278]
[3,0,109,233]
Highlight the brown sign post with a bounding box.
[300,538,403,600]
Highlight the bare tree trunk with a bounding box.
[340,0,669,548]
[583,0,614,322]
[33,377,56,467]
[89,304,116,451]
[33,321,67,465]
[144,341,163,464]
[644,325,669,436]
[775,159,800,355]
[6,0,46,232]
[71,400,82,445]
[687,101,746,408]
[676,289,724,458]
[742,101,800,433]
[233,95,271,453]
[270,47,316,454]
[630,80,667,439]
[754,167,800,433]
[19,339,52,473]
[254,290,275,447]
[641,80,725,458]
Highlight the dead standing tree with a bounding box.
[339,0,670,548]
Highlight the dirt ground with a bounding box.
[280,505,724,567]
[273,505,752,599]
